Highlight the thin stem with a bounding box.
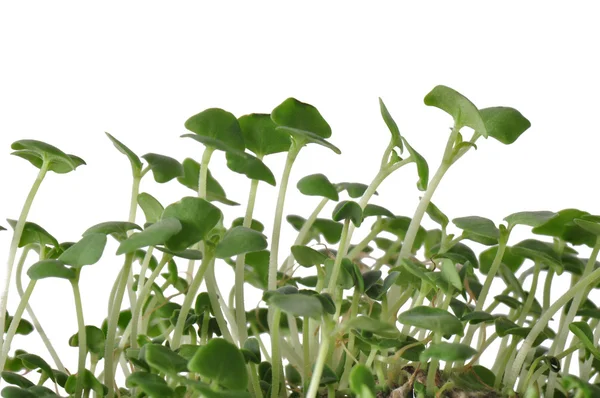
[0,162,48,351]
[198,146,215,200]
[339,289,361,389]
[135,247,154,335]
[249,363,264,398]
[268,142,300,291]
[171,249,214,349]
[71,280,87,398]
[236,176,260,346]
[346,220,383,261]
[306,322,331,398]
[543,269,555,312]
[326,220,351,295]
[516,261,540,327]
[0,280,36,369]
[270,309,282,398]
[303,317,311,394]
[15,245,65,372]
[506,249,600,390]
[205,258,235,344]
[104,253,134,398]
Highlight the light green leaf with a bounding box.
[6,220,58,248]
[569,321,600,359]
[379,98,403,151]
[11,139,85,174]
[117,218,182,255]
[504,211,556,229]
[290,245,328,267]
[398,306,463,336]
[225,152,275,186]
[453,216,499,245]
[27,260,76,280]
[479,107,531,145]
[105,132,142,174]
[402,138,429,191]
[137,192,164,223]
[58,233,107,267]
[271,98,332,139]
[188,338,248,390]
[297,174,339,201]
[145,344,189,375]
[177,158,239,206]
[420,343,477,362]
[349,364,376,398]
[215,226,268,258]
[126,371,174,397]
[83,221,142,242]
[183,108,245,154]
[141,153,184,183]
[426,201,449,229]
[423,85,486,135]
[440,258,463,291]
[268,293,324,319]
[238,113,291,157]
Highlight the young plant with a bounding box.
[2,85,600,398]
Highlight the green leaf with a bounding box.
[504,211,556,229]
[137,192,164,224]
[426,201,449,229]
[574,218,600,236]
[6,220,58,248]
[0,386,37,397]
[27,260,76,280]
[268,293,324,319]
[145,344,189,375]
[105,132,142,174]
[16,354,54,381]
[225,152,275,185]
[569,321,600,359]
[242,338,261,364]
[1,372,34,388]
[335,182,375,198]
[291,245,328,267]
[215,226,268,258]
[562,374,600,397]
[141,153,184,183]
[349,364,377,398]
[317,364,338,386]
[344,316,399,337]
[453,216,500,245]
[402,138,429,191]
[68,325,105,358]
[58,233,107,267]
[312,219,344,244]
[117,218,182,255]
[420,343,477,362]
[332,201,363,227]
[64,369,105,396]
[188,338,248,390]
[381,216,427,253]
[532,209,596,247]
[177,158,239,206]
[423,85,486,135]
[231,218,264,232]
[238,113,291,157]
[271,98,332,139]
[297,174,339,201]
[154,246,202,260]
[276,126,341,154]
[511,239,562,273]
[379,98,403,151]
[478,245,525,274]
[479,107,531,145]
[184,108,245,154]
[494,295,522,310]
[440,258,463,291]
[83,221,142,242]
[5,316,33,336]
[461,311,495,324]
[11,139,85,174]
[0,226,5,231]
[398,306,463,336]
[363,204,394,219]
[126,371,174,397]
[161,197,222,252]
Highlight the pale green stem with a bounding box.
[130,255,169,349]
[365,347,378,367]
[543,269,554,312]
[520,343,581,393]
[347,220,383,261]
[286,313,302,360]
[580,318,600,379]
[249,363,263,398]
[0,280,36,370]
[545,237,600,398]
[402,287,426,335]
[270,309,282,398]
[516,261,540,326]
[303,317,311,394]
[213,277,238,342]
[426,335,441,396]
[136,247,154,335]
[306,321,331,398]
[339,289,361,389]
[496,338,518,389]
[280,197,329,275]
[104,254,134,398]
[0,162,48,351]
[205,259,235,344]
[327,220,351,296]
[171,250,214,350]
[506,250,600,390]
[387,287,415,323]
[15,245,65,372]
[236,176,260,346]
[268,142,300,291]
[71,280,86,398]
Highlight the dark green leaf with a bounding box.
[379,98,403,151]
[5,317,33,336]
[317,364,338,386]
[402,138,429,191]
[154,246,202,260]
[398,306,463,336]
[291,245,328,267]
[231,218,264,232]
[243,338,261,364]
[188,338,248,390]
[141,153,184,183]
[68,325,105,358]
[177,158,239,206]
[569,321,600,359]
[0,386,37,397]
[504,211,556,229]
[511,239,562,273]
[332,201,363,227]
[345,316,399,337]
[532,209,596,247]
[312,219,344,244]
[479,107,531,145]
[574,218,600,236]
[297,174,338,201]
[83,221,142,242]
[184,108,244,154]
[27,260,75,280]
[381,216,427,253]
[285,364,302,387]
[225,152,275,185]
[117,218,182,255]
[271,98,331,139]
[479,245,525,275]
[161,197,222,252]
[276,126,341,154]
[268,293,324,319]
[453,216,499,244]
[58,233,107,267]
[440,258,463,291]
[16,354,54,381]
[11,139,85,174]
[335,182,375,198]
[64,369,105,396]
[494,295,522,310]
[423,85,486,135]
[420,343,477,362]
[349,364,376,398]
[126,371,174,397]
[461,311,495,324]
[137,193,164,223]
[363,204,394,218]
[426,201,449,228]
[216,226,268,258]
[105,132,142,173]
[238,113,291,157]
[6,220,58,248]
[145,344,189,375]
[1,373,34,389]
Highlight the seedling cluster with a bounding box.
[2,85,600,398]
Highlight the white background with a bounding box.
[1,1,599,374]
